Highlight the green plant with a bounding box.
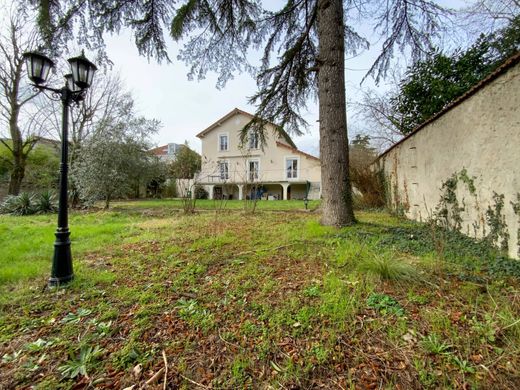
[90,319,113,337]
[0,192,35,215]
[366,293,404,316]
[452,355,475,374]
[58,345,103,379]
[511,193,520,256]
[61,308,93,324]
[194,185,208,199]
[420,334,452,355]
[25,338,54,352]
[175,298,214,331]
[486,192,509,253]
[33,190,58,214]
[303,284,321,298]
[2,350,22,363]
[357,252,416,281]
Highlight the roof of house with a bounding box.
[275,141,320,161]
[149,145,170,156]
[377,51,520,160]
[195,108,297,149]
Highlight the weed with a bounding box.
[2,350,22,363]
[230,357,250,384]
[366,293,404,316]
[303,284,321,298]
[90,319,113,338]
[310,344,329,364]
[421,334,453,355]
[60,308,92,324]
[175,298,215,332]
[407,291,429,305]
[58,345,103,379]
[470,314,498,344]
[451,355,475,374]
[25,338,54,352]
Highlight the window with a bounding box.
[286,158,298,179]
[219,134,228,151]
[248,160,259,181]
[248,131,259,149]
[218,161,229,180]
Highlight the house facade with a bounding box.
[196,108,321,200]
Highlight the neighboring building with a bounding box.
[375,53,520,259]
[196,108,321,200]
[150,142,185,161]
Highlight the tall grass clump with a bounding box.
[357,252,417,281]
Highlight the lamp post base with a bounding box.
[49,229,74,287]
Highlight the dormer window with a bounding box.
[248,131,259,149]
[219,134,229,151]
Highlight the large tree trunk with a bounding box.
[7,153,25,195]
[7,106,26,196]
[317,0,355,226]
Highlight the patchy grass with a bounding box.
[0,205,519,389]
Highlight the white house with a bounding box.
[196,108,321,200]
[150,142,184,161]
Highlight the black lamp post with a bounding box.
[23,50,97,287]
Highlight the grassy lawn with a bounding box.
[110,198,320,211]
[1,204,519,388]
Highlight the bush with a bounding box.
[194,185,208,199]
[0,191,58,215]
[350,167,386,208]
[161,179,177,198]
[33,190,58,213]
[1,192,35,215]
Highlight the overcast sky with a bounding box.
[5,0,475,155]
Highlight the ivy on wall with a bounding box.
[382,164,519,258]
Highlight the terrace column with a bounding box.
[207,185,214,200]
[282,183,289,200]
[238,184,244,200]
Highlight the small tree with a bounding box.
[72,96,160,208]
[168,142,201,179]
[168,141,201,212]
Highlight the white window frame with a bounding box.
[285,156,299,180]
[218,133,229,152]
[218,160,229,180]
[248,159,260,181]
[248,131,259,150]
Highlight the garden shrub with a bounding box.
[0,191,58,215]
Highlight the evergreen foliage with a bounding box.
[393,16,520,134]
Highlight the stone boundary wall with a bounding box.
[375,57,520,259]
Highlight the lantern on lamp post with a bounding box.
[23,50,97,287]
